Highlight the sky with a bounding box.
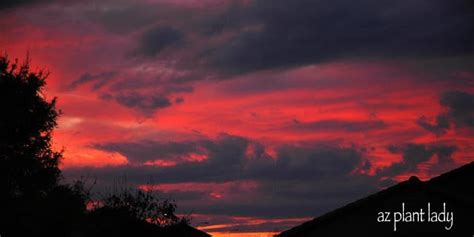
[1,0,474,235]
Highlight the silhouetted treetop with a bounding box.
[93,186,183,227]
[0,54,61,199]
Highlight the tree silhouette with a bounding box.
[85,185,192,237]
[93,185,183,226]
[0,55,88,237]
[0,54,61,200]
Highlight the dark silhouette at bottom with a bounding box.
[278,162,474,237]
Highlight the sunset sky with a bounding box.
[1,0,473,235]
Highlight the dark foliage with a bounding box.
[94,186,183,226]
[0,54,86,237]
[84,186,200,237]
[0,54,60,200]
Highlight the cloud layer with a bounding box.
[209,0,474,73]
[418,91,474,135]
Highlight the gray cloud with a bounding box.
[87,134,368,183]
[416,115,450,136]
[100,92,172,115]
[109,76,194,92]
[115,93,171,112]
[418,91,474,135]
[377,143,457,177]
[68,71,118,91]
[440,91,474,127]
[89,72,194,115]
[134,26,185,58]
[208,0,474,74]
[86,4,158,34]
[198,2,254,36]
[95,140,202,163]
[0,0,47,10]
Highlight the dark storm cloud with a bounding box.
[440,91,474,127]
[209,0,474,74]
[100,92,172,115]
[148,189,207,201]
[86,4,157,34]
[290,119,387,133]
[135,27,185,58]
[377,143,457,177]
[87,134,367,183]
[115,93,171,112]
[82,1,197,34]
[92,73,194,114]
[198,2,254,36]
[263,144,364,181]
[67,71,118,91]
[95,140,201,163]
[418,91,474,135]
[109,77,194,92]
[83,134,253,183]
[416,115,450,136]
[0,0,46,10]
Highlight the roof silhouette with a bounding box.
[278,162,474,237]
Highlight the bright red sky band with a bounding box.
[1,0,473,235]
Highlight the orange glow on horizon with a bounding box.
[208,232,279,237]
